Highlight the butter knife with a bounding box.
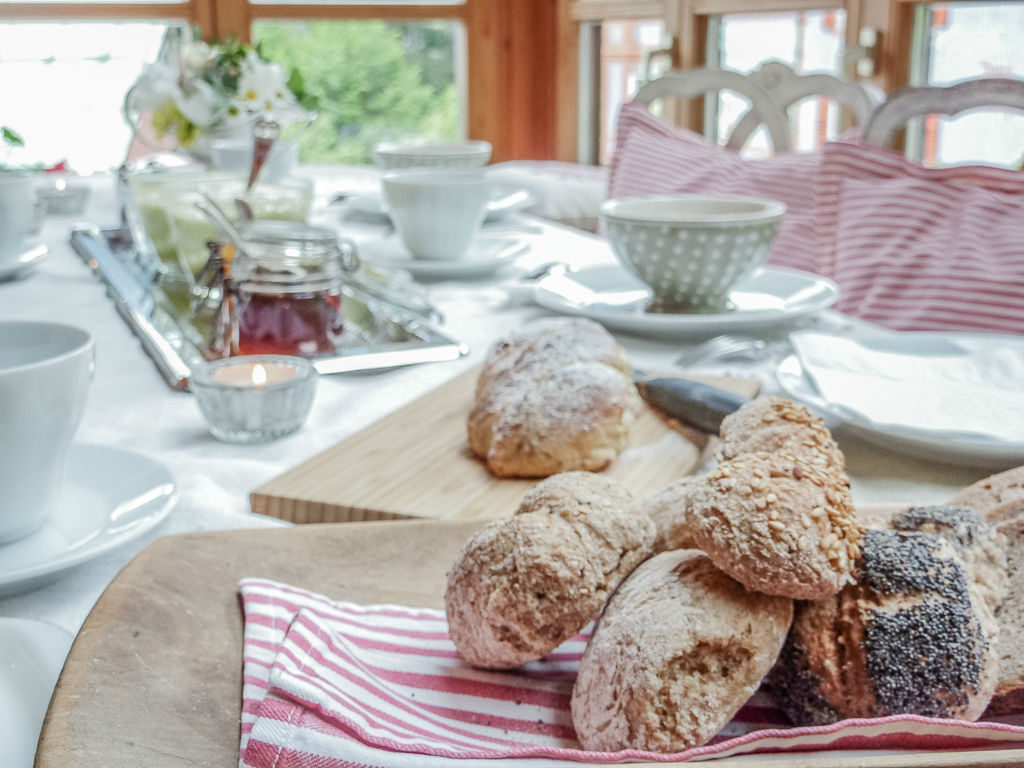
[633,370,748,434]
[71,226,193,392]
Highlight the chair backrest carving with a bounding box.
[861,77,1024,149]
[731,60,881,149]
[633,68,793,153]
[633,61,880,154]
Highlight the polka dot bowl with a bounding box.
[600,195,786,311]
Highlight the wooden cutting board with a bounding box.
[250,368,760,524]
[36,520,1024,768]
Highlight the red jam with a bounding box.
[235,291,342,357]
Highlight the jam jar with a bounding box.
[231,221,359,357]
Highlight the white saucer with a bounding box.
[0,618,73,768]
[534,264,839,338]
[0,241,48,282]
[777,349,1024,469]
[0,443,177,596]
[361,234,530,280]
[348,183,536,224]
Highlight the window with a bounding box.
[0,21,184,172]
[711,10,847,157]
[911,2,1024,167]
[587,18,668,165]
[252,19,464,164]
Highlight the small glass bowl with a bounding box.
[189,355,318,444]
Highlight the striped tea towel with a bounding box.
[239,577,1024,767]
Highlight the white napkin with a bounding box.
[790,331,1024,443]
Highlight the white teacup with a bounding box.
[381,169,489,260]
[0,322,94,543]
[0,174,38,267]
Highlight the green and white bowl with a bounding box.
[373,141,492,170]
[600,195,786,311]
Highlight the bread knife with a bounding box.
[633,371,748,434]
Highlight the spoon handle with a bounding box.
[247,118,281,191]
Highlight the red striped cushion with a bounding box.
[609,103,822,273]
[820,141,1024,334]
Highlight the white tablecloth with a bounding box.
[0,169,994,637]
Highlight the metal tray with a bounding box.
[70,225,468,392]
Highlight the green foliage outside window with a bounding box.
[254,21,459,165]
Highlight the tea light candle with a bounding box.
[36,175,90,216]
[189,355,318,444]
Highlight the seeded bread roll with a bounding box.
[475,317,631,399]
[951,465,1024,524]
[444,472,654,669]
[641,477,702,553]
[769,506,1003,725]
[687,452,862,599]
[718,396,844,470]
[988,516,1024,715]
[468,318,641,478]
[571,550,793,753]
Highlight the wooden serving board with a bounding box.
[251,368,760,524]
[37,520,1024,768]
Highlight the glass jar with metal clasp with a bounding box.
[226,220,360,358]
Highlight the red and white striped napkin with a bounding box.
[239,577,1024,767]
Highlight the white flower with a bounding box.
[180,41,214,75]
[234,52,295,115]
[175,78,222,128]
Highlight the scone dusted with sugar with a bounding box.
[769,505,1005,725]
[951,464,1024,524]
[687,451,861,599]
[467,318,642,478]
[444,472,655,669]
[572,550,793,752]
[642,476,702,553]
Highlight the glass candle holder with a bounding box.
[36,175,90,216]
[189,355,318,444]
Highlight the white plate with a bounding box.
[348,183,536,224]
[0,241,48,282]
[0,618,73,768]
[360,234,530,280]
[0,443,177,596]
[777,348,1024,469]
[533,264,839,338]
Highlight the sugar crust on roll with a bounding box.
[468,318,641,478]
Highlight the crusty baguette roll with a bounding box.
[718,396,845,470]
[769,505,1004,725]
[951,465,1024,525]
[989,515,1024,715]
[686,451,862,600]
[467,318,642,478]
[641,477,702,553]
[571,550,793,752]
[444,472,654,669]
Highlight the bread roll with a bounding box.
[687,451,861,599]
[641,477,702,553]
[989,515,1024,715]
[571,550,793,752]
[718,395,844,470]
[467,318,642,478]
[444,472,654,669]
[769,505,1003,724]
[475,317,631,399]
[951,465,1024,525]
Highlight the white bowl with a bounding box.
[600,195,786,310]
[373,141,492,170]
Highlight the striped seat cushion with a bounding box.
[609,103,823,273]
[819,140,1024,334]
